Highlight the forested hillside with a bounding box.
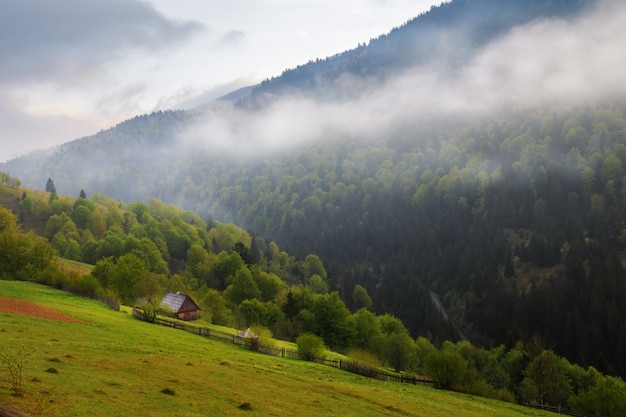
[3,0,626,380]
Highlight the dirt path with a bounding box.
[0,297,83,323]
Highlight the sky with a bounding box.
[0,0,438,162]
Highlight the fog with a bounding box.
[182,0,626,158]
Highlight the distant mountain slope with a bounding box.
[2,110,192,200]
[247,0,591,99]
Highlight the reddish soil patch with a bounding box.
[0,298,83,323]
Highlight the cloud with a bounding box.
[0,0,204,162]
[221,30,246,45]
[0,97,99,161]
[181,0,626,158]
[459,0,626,110]
[0,0,203,86]
[154,77,259,111]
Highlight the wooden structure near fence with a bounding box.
[132,308,433,387]
[160,291,200,321]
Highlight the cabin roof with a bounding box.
[160,292,200,313]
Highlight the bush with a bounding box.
[78,275,102,294]
[0,344,37,395]
[248,325,275,351]
[424,348,468,390]
[296,333,325,361]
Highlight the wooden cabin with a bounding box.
[160,292,200,321]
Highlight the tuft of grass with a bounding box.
[237,402,252,410]
[160,388,176,396]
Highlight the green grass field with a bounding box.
[57,258,94,278]
[0,281,554,417]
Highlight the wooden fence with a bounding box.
[132,308,434,387]
[524,403,603,417]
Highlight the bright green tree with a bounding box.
[525,350,572,407]
[109,253,149,304]
[352,284,372,311]
[312,292,355,352]
[425,345,468,390]
[239,298,269,327]
[303,254,327,280]
[223,267,261,306]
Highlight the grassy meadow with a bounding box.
[57,258,93,278]
[0,281,555,417]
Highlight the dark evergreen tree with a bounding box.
[45,177,56,193]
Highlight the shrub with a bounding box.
[0,344,37,395]
[248,325,275,351]
[424,348,468,390]
[296,333,325,361]
[78,275,102,294]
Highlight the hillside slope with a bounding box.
[0,281,560,417]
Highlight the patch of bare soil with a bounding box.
[0,298,83,323]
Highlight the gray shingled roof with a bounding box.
[160,292,188,312]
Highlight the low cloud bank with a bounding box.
[183,0,626,158]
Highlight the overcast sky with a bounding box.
[0,0,438,162]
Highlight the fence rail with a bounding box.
[524,404,603,417]
[132,308,434,387]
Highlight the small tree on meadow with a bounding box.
[0,344,37,395]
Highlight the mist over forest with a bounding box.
[4,0,626,382]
